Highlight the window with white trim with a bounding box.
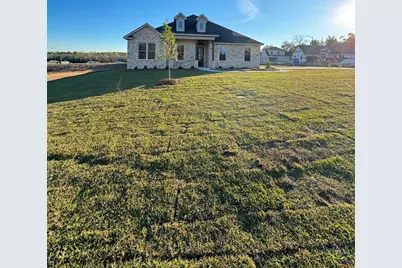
[139,43,146,59]
[148,43,155,59]
[244,48,251,61]
[139,43,156,60]
[177,44,184,60]
[219,47,226,61]
[178,20,183,29]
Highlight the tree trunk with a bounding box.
[168,60,171,79]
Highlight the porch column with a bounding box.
[195,41,197,60]
[211,41,215,69]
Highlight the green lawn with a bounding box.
[47,68,209,103]
[48,69,355,267]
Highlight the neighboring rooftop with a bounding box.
[265,46,285,51]
[297,45,326,54]
[328,43,355,54]
[297,43,355,55]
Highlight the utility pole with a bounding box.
[305,35,315,65]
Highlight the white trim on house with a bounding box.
[123,23,161,40]
[175,13,186,32]
[137,42,156,60]
[175,36,217,41]
[174,12,187,20]
[175,33,219,41]
[196,14,208,22]
[174,33,219,37]
[196,14,208,33]
[214,42,261,45]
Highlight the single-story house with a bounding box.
[322,43,355,63]
[292,44,355,65]
[260,47,291,65]
[123,13,263,69]
[292,45,326,65]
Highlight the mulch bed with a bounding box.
[155,78,184,86]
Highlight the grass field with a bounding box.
[47,68,208,103]
[48,69,355,267]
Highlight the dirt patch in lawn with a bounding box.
[47,70,93,81]
[47,63,126,73]
[47,63,127,81]
[155,78,184,87]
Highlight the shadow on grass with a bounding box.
[47,69,211,103]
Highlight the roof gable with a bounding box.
[174,12,187,20]
[123,23,160,40]
[196,14,208,22]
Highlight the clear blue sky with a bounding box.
[47,0,355,52]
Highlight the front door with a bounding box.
[197,47,204,67]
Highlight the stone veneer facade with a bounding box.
[127,26,165,69]
[211,43,261,69]
[127,26,261,70]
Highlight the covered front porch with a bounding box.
[175,33,217,69]
[194,40,214,68]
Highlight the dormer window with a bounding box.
[196,14,208,33]
[174,12,186,32]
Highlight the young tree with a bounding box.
[159,21,177,79]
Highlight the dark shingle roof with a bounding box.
[298,44,355,55]
[153,14,263,45]
[298,45,326,54]
[328,43,355,54]
[266,46,285,51]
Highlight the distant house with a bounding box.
[261,47,291,65]
[292,44,355,66]
[292,45,325,65]
[60,60,70,64]
[87,60,99,64]
[48,60,60,64]
[322,43,355,63]
[123,13,263,69]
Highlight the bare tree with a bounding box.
[281,41,296,53]
[293,35,308,46]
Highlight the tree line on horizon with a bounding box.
[47,51,128,63]
[263,32,355,53]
